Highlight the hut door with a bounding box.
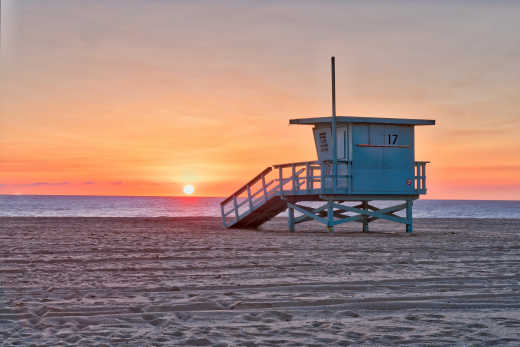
[351,124,414,194]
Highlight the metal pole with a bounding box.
[331,57,338,189]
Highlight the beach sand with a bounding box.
[1,217,519,346]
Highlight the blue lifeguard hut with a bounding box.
[221,58,435,233]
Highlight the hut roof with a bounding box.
[289,116,435,126]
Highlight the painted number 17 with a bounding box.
[386,134,399,145]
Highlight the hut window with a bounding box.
[319,132,328,152]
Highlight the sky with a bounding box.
[1,0,519,199]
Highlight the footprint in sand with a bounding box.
[242,312,262,322]
[182,338,213,346]
[142,313,160,324]
[259,310,292,322]
[175,312,192,321]
[336,310,360,318]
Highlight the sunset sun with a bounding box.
[183,184,195,195]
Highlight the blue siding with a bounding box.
[351,124,414,194]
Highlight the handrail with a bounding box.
[273,160,320,169]
[273,159,349,169]
[220,167,272,205]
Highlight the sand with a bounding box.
[1,217,519,346]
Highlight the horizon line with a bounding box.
[1,194,519,202]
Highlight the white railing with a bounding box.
[272,160,351,195]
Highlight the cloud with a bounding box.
[0,182,70,187]
[30,182,69,186]
[82,181,95,185]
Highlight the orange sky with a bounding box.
[1,1,519,199]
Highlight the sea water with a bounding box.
[1,195,519,219]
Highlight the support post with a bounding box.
[362,201,369,232]
[327,200,334,232]
[406,199,413,233]
[288,206,295,233]
[347,160,352,194]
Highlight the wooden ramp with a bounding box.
[220,166,289,229]
[228,195,287,229]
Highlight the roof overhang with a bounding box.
[289,116,435,126]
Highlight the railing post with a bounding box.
[306,162,311,192]
[421,163,425,191]
[418,163,422,191]
[261,174,268,202]
[320,161,325,193]
[279,167,284,196]
[292,164,297,193]
[233,195,239,221]
[414,162,419,191]
[247,184,253,210]
[417,163,420,191]
[422,163,426,191]
[220,204,227,227]
[419,163,424,191]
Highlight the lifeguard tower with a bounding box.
[220,58,435,233]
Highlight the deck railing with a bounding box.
[273,160,351,195]
[221,160,428,226]
[414,161,429,194]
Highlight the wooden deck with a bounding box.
[221,160,428,230]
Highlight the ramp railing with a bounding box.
[220,167,274,227]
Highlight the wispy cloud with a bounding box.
[0,182,70,187]
[30,182,69,186]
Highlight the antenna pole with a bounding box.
[331,56,338,189]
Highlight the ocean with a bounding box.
[1,195,519,219]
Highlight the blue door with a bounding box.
[351,124,414,194]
